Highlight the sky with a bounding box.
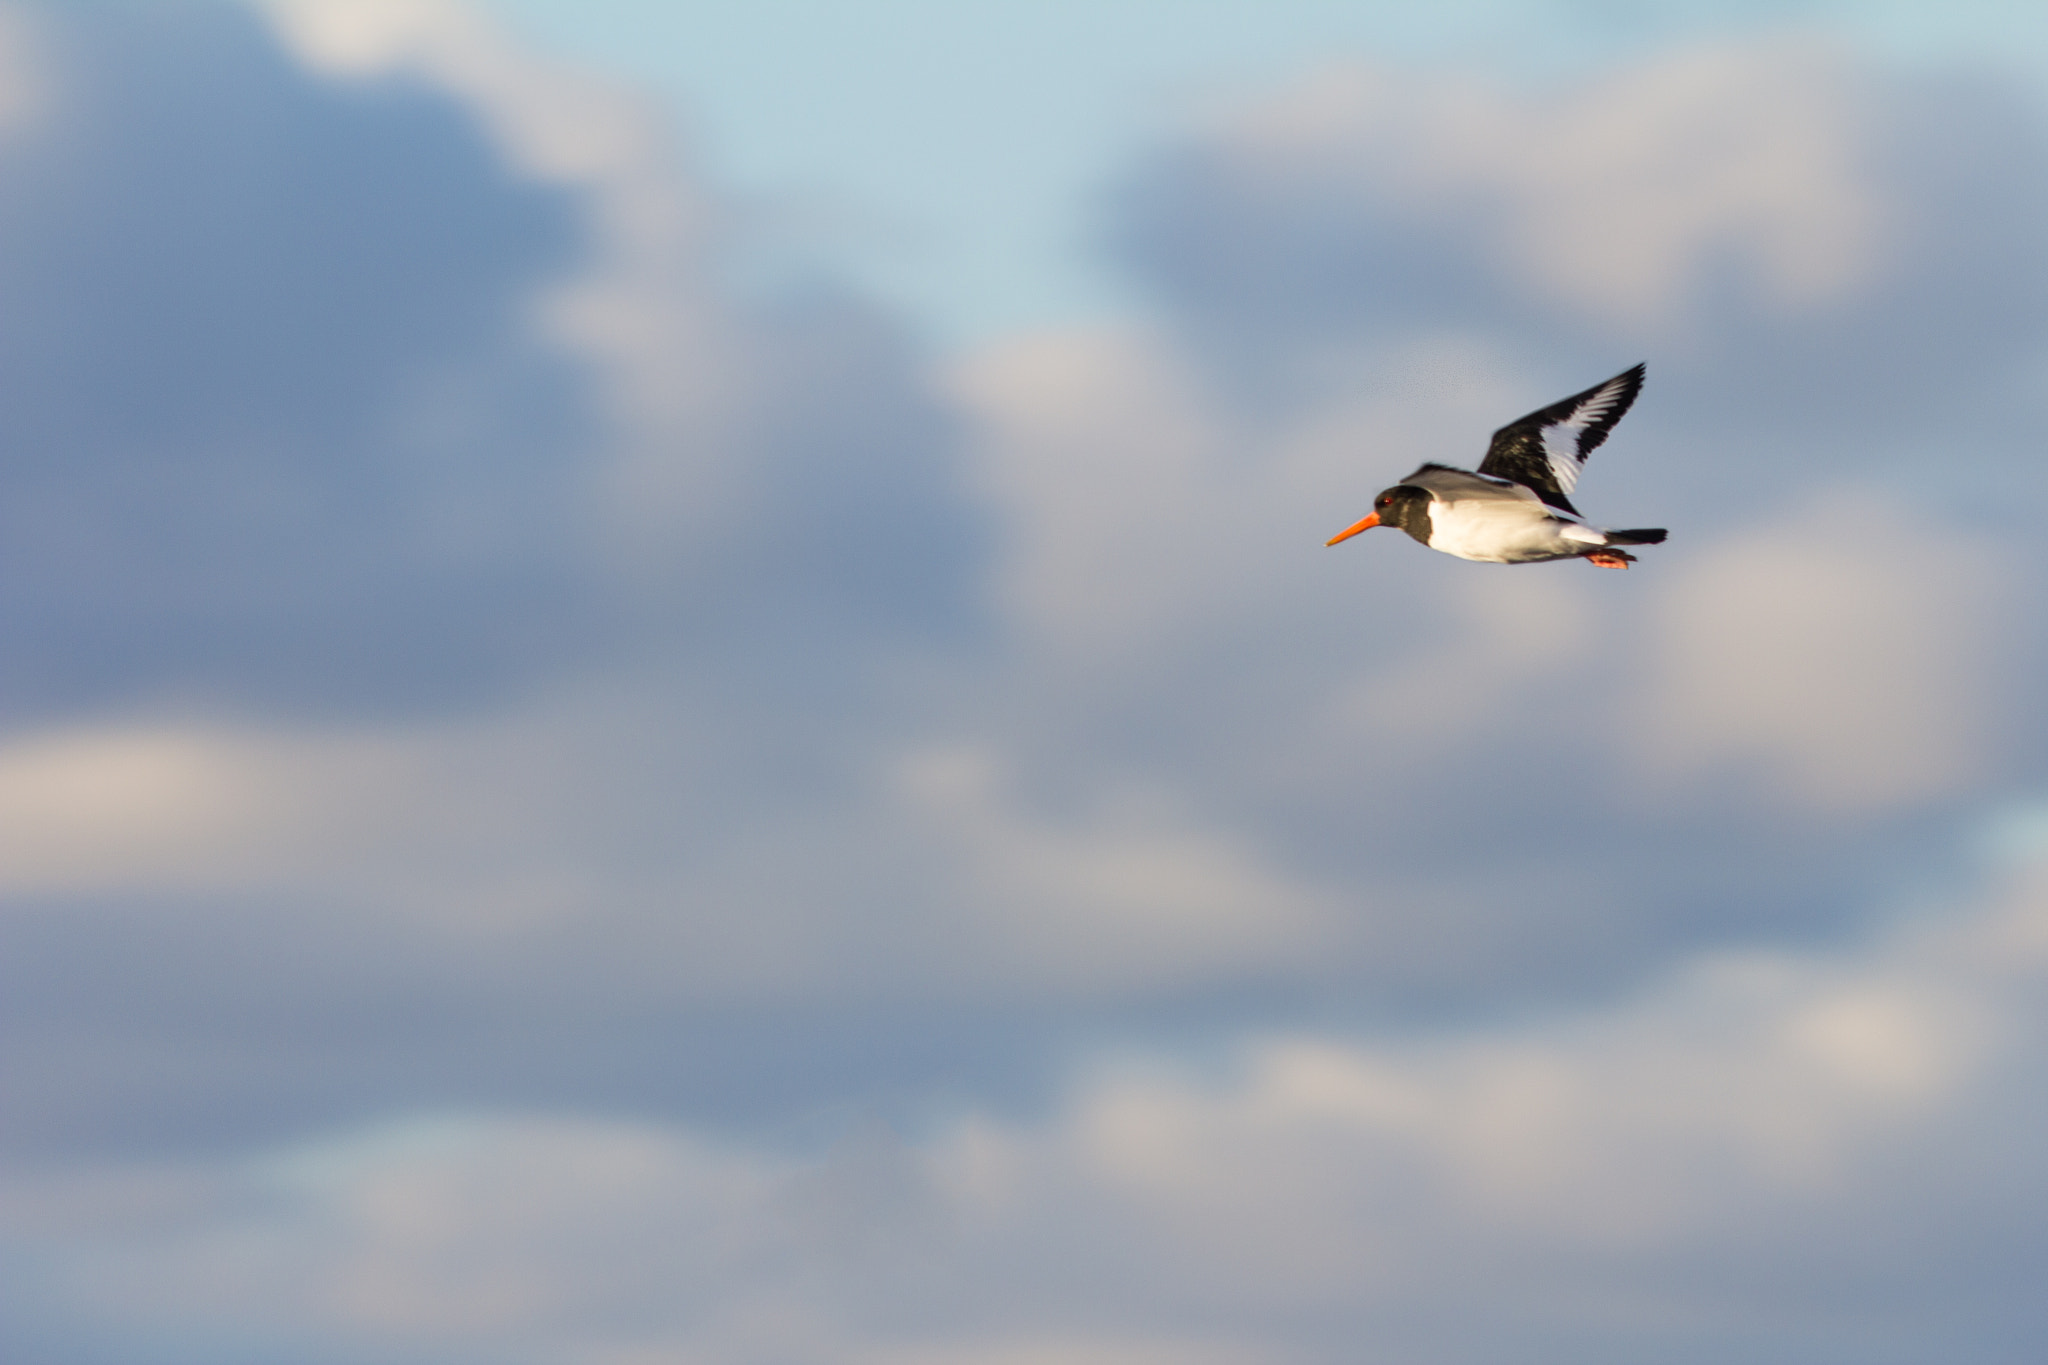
[468,0,2048,343]
[2,1,2048,1362]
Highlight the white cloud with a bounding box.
[258,0,744,557]
[9,854,2041,1363]
[0,696,1339,1003]
[1206,41,1881,332]
[1635,490,2011,811]
[951,328,1239,660]
[0,724,395,893]
[892,744,1338,992]
[0,4,48,140]
[4,9,2048,1360]
[949,326,1543,666]
[2,5,2028,1041]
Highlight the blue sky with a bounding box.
[471,0,2048,342]
[3,1,2048,1362]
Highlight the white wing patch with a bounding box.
[1537,372,1633,495]
[1541,424,1584,495]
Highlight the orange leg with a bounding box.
[1584,550,1636,569]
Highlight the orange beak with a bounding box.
[1324,511,1380,546]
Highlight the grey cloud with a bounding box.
[11,858,2048,1365]
[0,2,605,719]
[0,0,989,1155]
[6,12,2048,1362]
[3,13,2040,1166]
[1103,48,2048,488]
[945,321,2022,1017]
[0,2,982,725]
[994,43,2048,969]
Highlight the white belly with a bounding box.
[1427,498,1597,563]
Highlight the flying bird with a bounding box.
[1324,363,1664,568]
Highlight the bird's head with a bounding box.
[1325,484,1430,546]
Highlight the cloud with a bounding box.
[258,0,744,546]
[10,10,2048,1168]
[891,743,1337,993]
[4,8,2048,1361]
[0,0,980,726]
[0,723,397,894]
[9,852,2045,1364]
[1106,39,2048,458]
[0,0,598,718]
[1188,43,1881,331]
[1635,489,2018,811]
[257,0,990,645]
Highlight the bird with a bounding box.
[1324,363,1664,568]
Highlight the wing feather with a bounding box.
[1477,363,1645,514]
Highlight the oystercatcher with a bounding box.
[1325,364,1665,568]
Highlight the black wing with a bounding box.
[1476,363,1645,515]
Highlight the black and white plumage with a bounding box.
[1325,363,1665,568]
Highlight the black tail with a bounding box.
[1607,528,1667,545]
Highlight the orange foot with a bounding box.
[1585,550,1636,569]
